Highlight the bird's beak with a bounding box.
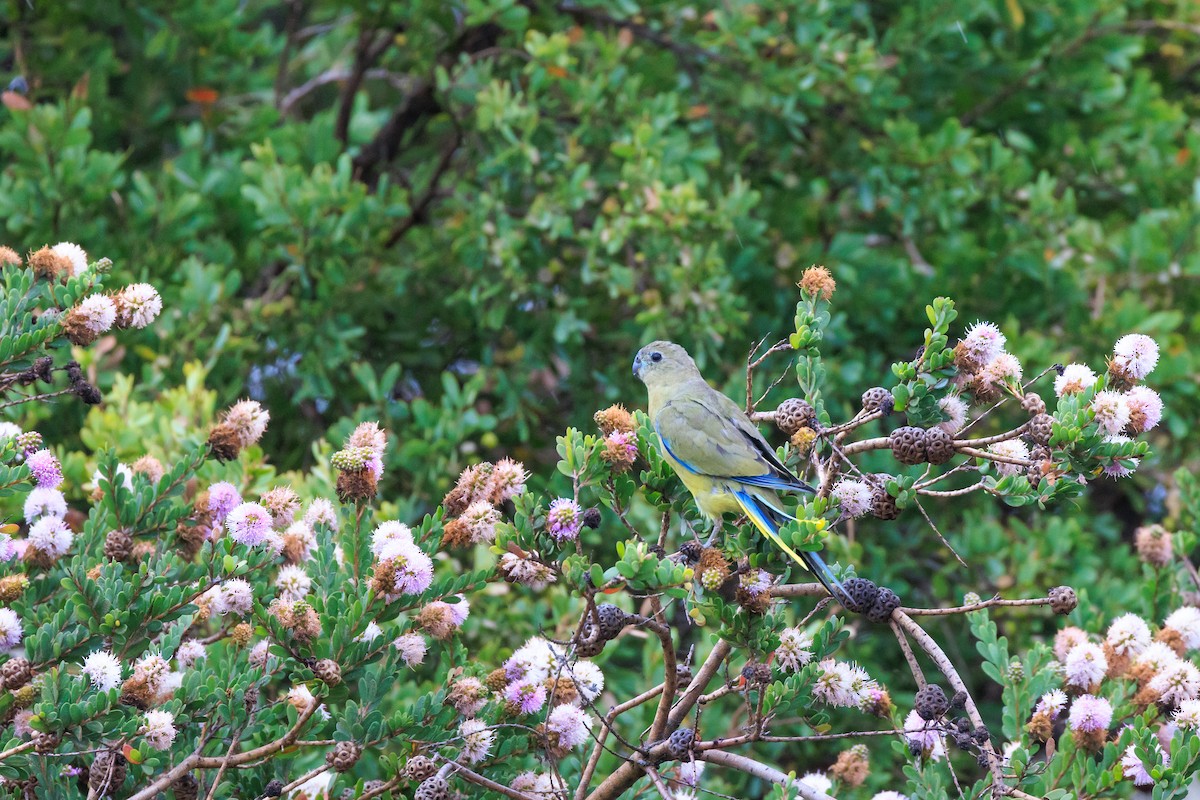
[632,353,642,379]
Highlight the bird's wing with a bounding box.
[654,388,810,492]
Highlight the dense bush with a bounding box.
[1,1,1200,798]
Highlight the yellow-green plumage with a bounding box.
[634,341,844,598]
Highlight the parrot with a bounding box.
[633,340,848,603]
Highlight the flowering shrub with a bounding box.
[0,251,1196,799]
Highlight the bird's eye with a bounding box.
[650,352,663,363]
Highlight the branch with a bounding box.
[891,610,1007,797]
[698,749,835,800]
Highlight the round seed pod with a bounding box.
[595,604,628,641]
[103,528,133,561]
[841,577,878,613]
[914,684,950,721]
[666,727,695,759]
[171,773,199,800]
[582,507,602,529]
[866,587,901,623]
[403,755,438,782]
[263,779,285,797]
[861,387,894,414]
[1028,413,1054,446]
[32,730,60,754]
[869,478,900,521]
[575,631,605,658]
[775,399,816,436]
[1,657,32,690]
[1020,393,1047,416]
[312,658,342,686]
[1048,586,1077,615]
[924,427,954,465]
[950,691,969,711]
[889,426,927,465]
[88,750,127,796]
[325,741,362,773]
[415,775,449,800]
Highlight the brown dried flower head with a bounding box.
[798,264,836,301]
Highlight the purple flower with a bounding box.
[379,539,434,596]
[25,450,63,489]
[206,482,242,525]
[546,704,592,748]
[546,498,583,542]
[505,680,548,714]
[225,502,272,546]
[1067,695,1112,732]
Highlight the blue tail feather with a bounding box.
[732,490,848,604]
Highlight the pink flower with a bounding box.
[458,719,494,763]
[1064,642,1108,689]
[1067,695,1112,732]
[1121,741,1168,787]
[379,540,434,596]
[446,596,470,626]
[1106,614,1151,656]
[1091,391,1131,436]
[1102,435,1138,478]
[114,283,163,329]
[392,633,427,667]
[0,608,23,649]
[960,322,1006,364]
[1124,387,1163,433]
[505,680,548,714]
[206,482,242,525]
[1113,334,1159,380]
[487,458,529,503]
[141,710,176,750]
[225,502,272,546]
[903,710,946,760]
[546,498,583,542]
[775,628,814,673]
[1055,363,1097,397]
[833,480,873,518]
[547,704,592,748]
[28,516,73,558]
[987,439,1029,477]
[24,487,66,523]
[370,521,414,555]
[461,501,501,544]
[25,450,63,489]
[1035,689,1068,719]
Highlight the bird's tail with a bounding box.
[732,489,849,606]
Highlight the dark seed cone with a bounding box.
[924,427,954,465]
[914,684,950,720]
[1028,413,1054,446]
[868,474,897,520]
[1048,586,1077,615]
[861,387,893,414]
[594,604,628,640]
[774,398,816,436]
[403,755,438,782]
[313,658,342,686]
[325,740,363,772]
[840,577,878,613]
[1020,393,1047,416]
[666,727,695,759]
[88,750,128,796]
[104,528,134,561]
[866,587,901,623]
[1,657,32,690]
[33,730,61,754]
[415,775,449,800]
[678,540,702,564]
[890,426,927,465]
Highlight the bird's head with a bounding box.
[632,341,701,387]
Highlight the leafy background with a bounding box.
[2,0,1199,794]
